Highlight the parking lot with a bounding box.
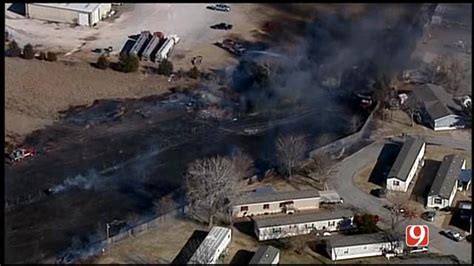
[5,3,269,69]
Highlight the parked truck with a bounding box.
[155,34,180,62]
[129,30,152,58]
[142,31,164,62]
[216,39,245,56]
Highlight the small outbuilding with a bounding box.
[26,3,112,26]
[188,226,232,264]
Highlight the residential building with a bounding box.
[413,84,466,131]
[233,190,321,218]
[253,209,353,241]
[386,137,426,192]
[26,3,112,26]
[326,233,403,261]
[188,226,232,264]
[427,154,466,209]
[248,245,280,264]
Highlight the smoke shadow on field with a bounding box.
[171,230,208,264]
[368,142,401,187]
[7,3,26,16]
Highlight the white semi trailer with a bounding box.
[142,32,164,62]
[155,34,180,62]
[129,30,151,58]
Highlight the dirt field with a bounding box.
[5,57,198,140]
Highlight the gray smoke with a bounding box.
[50,170,102,193]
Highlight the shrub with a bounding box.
[118,54,139,73]
[6,40,21,57]
[157,59,173,76]
[46,51,58,62]
[38,51,47,60]
[188,66,200,79]
[96,55,109,70]
[22,43,35,59]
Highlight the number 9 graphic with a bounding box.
[406,225,429,247]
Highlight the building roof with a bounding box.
[30,3,101,13]
[458,169,472,183]
[327,232,393,248]
[428,154,465,199]
[188,226,231,264]
[248,245,280,264]
[235,189,320,206]
[388,137,425,181]
[254,209,353,229]
[413,84,460,120]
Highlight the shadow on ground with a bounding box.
[171,230,208,264]
[233,220,255,238]
[368,142,401,186]
[410,159,440,204]
[230,249,254,265]
[7,3,26,16]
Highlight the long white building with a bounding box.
[253,209,353,241]
[26,3,112,26]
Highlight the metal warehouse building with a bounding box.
[26,3,112,26]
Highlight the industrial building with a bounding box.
[26,3,112,27]
[427,154,466,209]
[188,226,232,264]
[253,209,353,241]
[386,137,425,192]
[413,84,466,131]
[326,233,403,261]
[249,245,280,264]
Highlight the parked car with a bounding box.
[210,23,233,30]
[371,188,386,198]
[7,148,36,163]
[421,211,436,222]
[441,230,465,242]
[408,246,429,254]
[207,3,231,12]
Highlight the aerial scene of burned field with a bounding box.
[4,3,472,265]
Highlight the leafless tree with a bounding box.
[386,191,418,233]
[275,134,307,179]
[288,228,317,254]
[304,154,333,190]
[185,156,239,227]
[153,196,175,221]
[230,150,255,180]
[432,55,468,96]
[403,97,422,127]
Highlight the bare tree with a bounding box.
[289,228,316,254]
[230,150,254,180]
[276,134,307,179]
[153,196,175,221]
[386,191,418,233]
[432,55,468,96]
[185,156,239,227]
[305,154,333,190]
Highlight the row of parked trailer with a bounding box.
[123,31,180,63]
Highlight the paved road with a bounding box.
[328,140,472,263]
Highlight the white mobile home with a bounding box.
[386,137,425,192]
[326,233,402,261]
[142,32,164,62]
[233,190,321,218]
[26,3,111,26]
[129,31,152,58]
[188,226,232,264]
[155,35,180,61]
[248,245,280,264]
[253,209,353,241]
[427,154,466,209]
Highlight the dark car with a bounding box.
[421,211,436,222]
[210,23,233,30]
[371,188,386,198]
[441,230,464,242]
